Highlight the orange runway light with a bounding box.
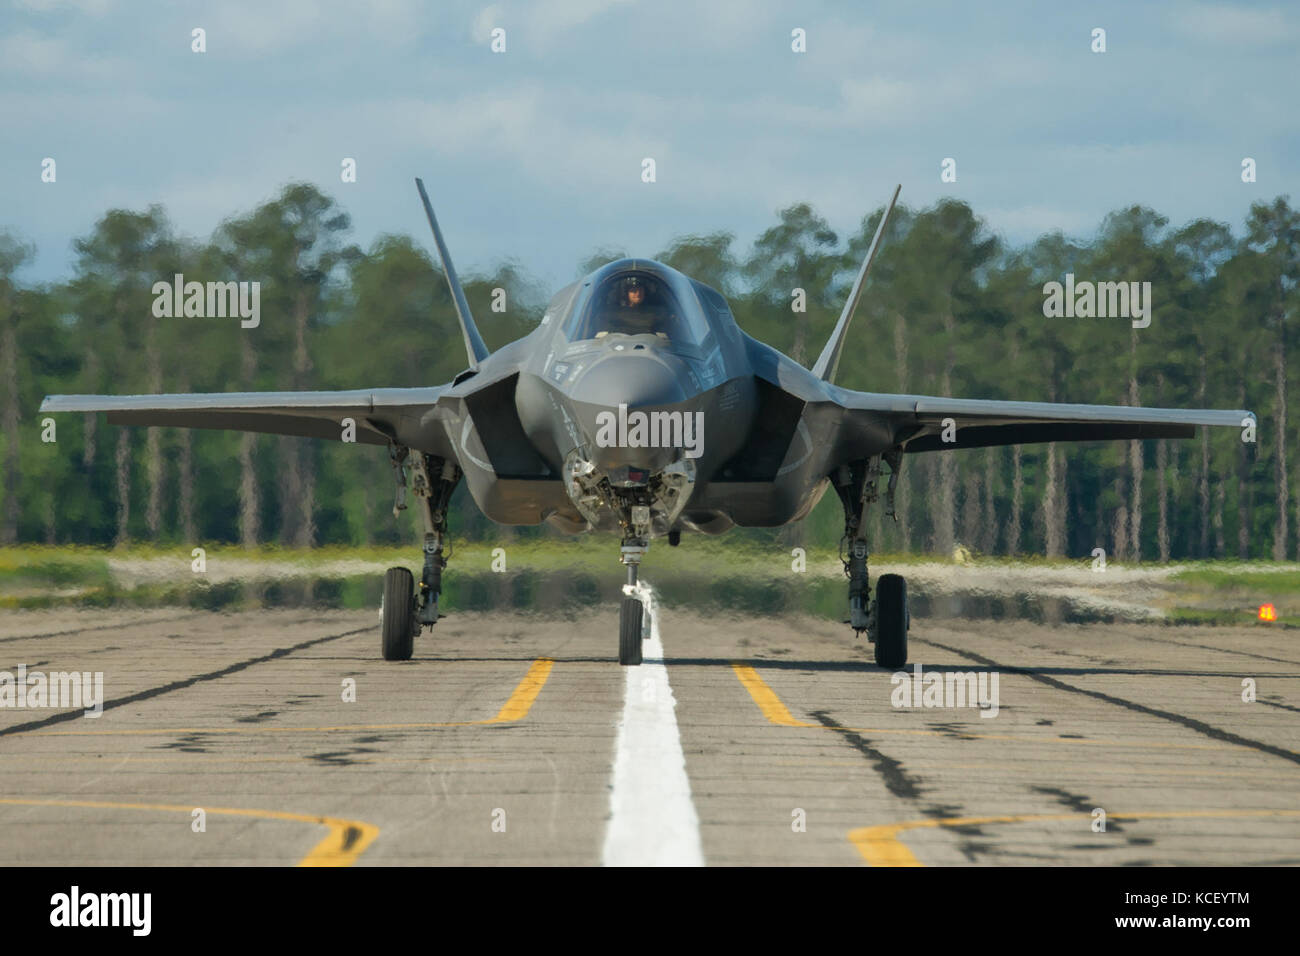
[1258,603,1278,622]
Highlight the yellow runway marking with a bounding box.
[731,664,1235,752]
[0,797,379,866]
[485,657,553,723]
[23,658,555,737]
[850,809,1300,866]
[732,665,811,727]
[731,668,1300,864]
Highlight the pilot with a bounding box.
[624,279,647,309]
[613,276,665,336]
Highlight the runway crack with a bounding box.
[0,625,372,739]
[917,637,1300,767]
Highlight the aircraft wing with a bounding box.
[831,389,1252,453]
[40,386,452,454]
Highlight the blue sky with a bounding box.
[3,0,1296,291]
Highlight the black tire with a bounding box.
[873,574,908,669]
[381,567,416,661]
[619,597,643,665]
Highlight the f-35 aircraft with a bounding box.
[43,181,1251,668]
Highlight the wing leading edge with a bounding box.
[832,389,1251,452]
[40,386,451,453]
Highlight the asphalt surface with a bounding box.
[1,599,1297,866]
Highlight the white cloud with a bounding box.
[471,4,504,44]
[468,0,634,47]
[839,76,921,121]
[3,0,1294,291]
[192,0,428,58]
[1174,2,1296,45]
[14,0,113,14]
[521,0,633,40]
[0,29,127,79]
[982,204,1097,242]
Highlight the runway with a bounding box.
[1,600,1297,866]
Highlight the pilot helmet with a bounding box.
[622,275,647,304]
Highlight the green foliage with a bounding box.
[1169,567,1300,593]
[1,187,1294,562]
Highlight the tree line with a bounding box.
[1,183,1295,561]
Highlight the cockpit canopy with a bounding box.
[561,260,715,347]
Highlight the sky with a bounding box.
[2,0,1296,292]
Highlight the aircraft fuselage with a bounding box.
[437,257,866,537]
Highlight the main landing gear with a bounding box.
[380,446,461,661]
[834,449,910,669]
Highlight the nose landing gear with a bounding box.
[618,538,647,665]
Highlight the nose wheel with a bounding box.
[619,594,643,665]
[618,538,647,665]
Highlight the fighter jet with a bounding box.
[42,181,1252,668]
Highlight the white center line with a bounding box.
[602,584,705,867]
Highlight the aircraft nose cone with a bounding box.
[570,351,689,408]
[565,350,696,474]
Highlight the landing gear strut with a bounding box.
[834,449,909,668]
[619,538,646,666]
[614,494,655,666]
[380,446,461,661]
